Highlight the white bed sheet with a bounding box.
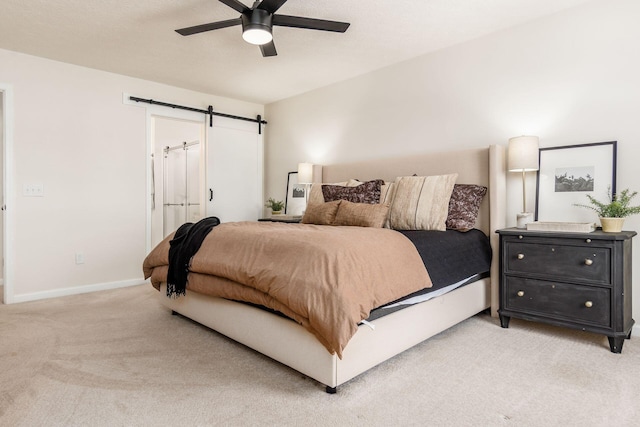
[383,273,483,309]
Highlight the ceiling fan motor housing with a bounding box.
[176,0,350,56]
[241,9,273,44]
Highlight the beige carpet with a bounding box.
[1,284,638,426]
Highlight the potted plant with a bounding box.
[265,197,285,215]
[574,188,640,232]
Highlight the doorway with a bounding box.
[0,84,13,305]
[151,116,205,248]
[162,140,201,236]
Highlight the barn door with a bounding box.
[206,116,263,222]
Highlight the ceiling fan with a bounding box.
[175,0,350,57]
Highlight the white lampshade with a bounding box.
[242,28,272,45]
[508,136,539,172]
[297,163,314,184]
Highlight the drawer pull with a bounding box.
[517,291,525,297]
[584,259,593,266]
[585,301,593,308]
[517,253,525,260]
[586,239,592,243]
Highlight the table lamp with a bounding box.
[508,136,539,228]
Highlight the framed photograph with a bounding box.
[285,171,307,215]
[535,141,617,222]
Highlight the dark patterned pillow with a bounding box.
[322,179,384,204]
[446,184,487,231]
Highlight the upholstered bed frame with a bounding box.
[157,145,507,393]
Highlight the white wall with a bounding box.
[0,48,263,303]
[265,0,640,321]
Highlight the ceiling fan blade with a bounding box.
[257,0,288,14]
[176,18,242,36]
[272,15,350,32]
[218,0,250,13]
[260,40,277,57]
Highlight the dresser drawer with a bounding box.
[504,241,611,285]
[504,276,611,328]
[498,229,636,353]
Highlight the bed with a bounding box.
[143,145,507,393]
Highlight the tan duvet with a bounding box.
[143,221,431,357]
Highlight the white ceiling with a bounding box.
[1,0,593,105]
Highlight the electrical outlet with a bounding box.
[75,253,85,265]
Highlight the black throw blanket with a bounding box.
[166,216,221,298]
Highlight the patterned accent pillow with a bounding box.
[333,200,390,228]
[322,179,384,204]
[446,184,487,231]
[301,200,342,225]
[388,174,458,231]
[308,181,356,205]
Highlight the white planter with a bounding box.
[599,217,625,233]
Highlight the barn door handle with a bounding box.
[209,188,214,202]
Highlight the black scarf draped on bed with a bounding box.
[166,216,221,298]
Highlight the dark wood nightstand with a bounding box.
[258,215,302,223]
[497,228,636,353]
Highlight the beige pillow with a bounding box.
[301,200,342,225]
[388,174,458,231]
[380,182,395,204]
[308,184,325,205]
[333,200,390,228]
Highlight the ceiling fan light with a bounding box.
[241,9,273,45]
[242,28,272,45]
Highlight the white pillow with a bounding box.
[388,174,458,231]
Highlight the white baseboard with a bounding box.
[10,278,148,304]
[632,324,640,337]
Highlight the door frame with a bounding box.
[1,83,15,304]
[124,94,207,254]
[150,114,205,251]
[123,94,263,253]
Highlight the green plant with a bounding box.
[574,188,640,218]
[265,197,285,212]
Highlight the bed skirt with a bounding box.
[157,276,490,391]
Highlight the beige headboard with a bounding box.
[323,146,505,234]
[323,145,506,316]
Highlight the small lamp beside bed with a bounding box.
[297,162,322,206]
[508,136,539,228]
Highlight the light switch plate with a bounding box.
[23,183,44,197]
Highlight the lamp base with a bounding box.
[516,212,534,229]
